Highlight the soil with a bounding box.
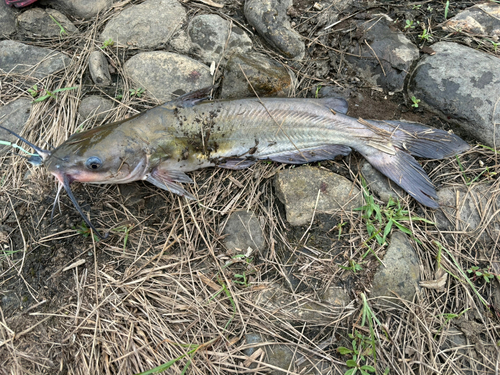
[1,0,499,374]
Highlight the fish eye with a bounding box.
[85,156,102,170]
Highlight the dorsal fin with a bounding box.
[162,86,217,109]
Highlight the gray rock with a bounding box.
[244,0,305,60]
[243,332,263,356]
[188,14,252,65]
[361,161,404,203]
[440,326,467,353]
[443,3,500,38]
[124,51,212,103]
[223,210,265,253]
[88,50,112,86]
[371,231,420,303]
[100,0,186,49]
[346,15,419,92]
[221,52,295,99]
[0,99,32,153]
[321,286,350,307]
[243,332,295,375]
[18,8,78,37]
[0,40,71,79]
[409,42,500,148]
[40,0,113,19]
[169,29,191,55]
[434,184,500,244]
[0,1,17,37]
[255,283,348,323]
[78,96,114,123]
[274,166,363,226]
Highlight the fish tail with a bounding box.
[358,119,470,208]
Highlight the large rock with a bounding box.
[78,96,114,123]
[434,184,500,245]
[0,99,32,153]
[443,3,500,38]
[100,0,186,49]
[346,15,419,92]
[88,50,112,86]
[221,52,295,99]
[244,0,305,60]
[409,42,500,148]
[17,8,78,37]
[40,0,113,19]
[371,231,421,303]
[222,210,265,253]
[124,52,212,103]
[0,1,17,37]
[274,166,363,226]
[188,14,252,65]
[0,40,71,79]
[255,283,349,323]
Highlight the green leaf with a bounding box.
[383,220,393,239]
[345,369,357,375]
[338,347,353,355]
[33,94,52,102]
[361,365,376,372]
[346,359,358,368]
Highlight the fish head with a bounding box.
[1,122,150,239]
[45,125,149,186]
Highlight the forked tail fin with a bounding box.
[359,119,470,208]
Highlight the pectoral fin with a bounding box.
[147,167,196,200]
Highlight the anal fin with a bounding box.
[217,159,256,170]
[362,148,438,208]
[266,144,352,164]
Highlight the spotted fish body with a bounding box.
[4,88,469,237]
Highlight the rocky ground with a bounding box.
[1,0,500,374]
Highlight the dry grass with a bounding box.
[1,1,500,374]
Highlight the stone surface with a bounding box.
[443,3,500,38]
[221,52,295,99]
[361,161,404,203]
[244,0,305,60]
[188,14,252,65]
[78,96,114,123]
[100,0,186,49]
[88,50,112,86]
[255,283,342,323]
[0,1,17,37]
[321,286,350,307]
[347,15,419,92]
[169,29,191,55]
[274,166,363,226]
[243,332,295,375]
[223,210,265,253]
[434,184,500,244]
[371,231,420,303]
[409,42,500,148]
[40,0,113,19]
[17,8,78,37]
[0,40,71,79]
[0,99,32,153]
[124,51,212,103]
